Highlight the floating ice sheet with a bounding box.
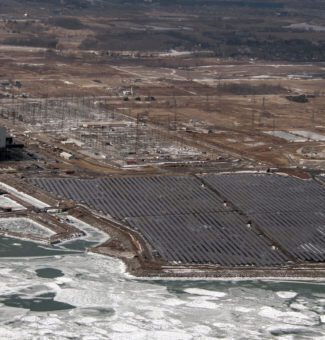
[0,253,324,339]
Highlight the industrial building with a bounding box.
[0,126,23,159]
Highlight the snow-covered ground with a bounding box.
[290,130,325,142]
[0,183,50,209]
[263,131,308,142]
[60,215,109,246]
[285,23,325,32]
[0,196,26,211]
[0,218,55,237]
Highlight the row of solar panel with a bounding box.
[201,173,325,214]
[127,213,288,266]
[31,176,228,219]
[200,173,325,262]
[29,173,325,265]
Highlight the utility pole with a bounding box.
[135,113,140,157]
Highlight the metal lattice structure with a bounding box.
[0,97,201,166]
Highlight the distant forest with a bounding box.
[1,0,325,61]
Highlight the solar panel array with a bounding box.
[201,173,325,262]
[30,176,227,219]
[29,175,289,266]
[201,173,325,214]
[128,213,287,266]
[252,211,325,261]
[316,176,325,185]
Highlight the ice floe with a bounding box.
[259,306,320,326]
[276,291,298,299]
[184,288,226,298]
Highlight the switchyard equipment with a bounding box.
[0,126,23,158]
[0,97,202,166]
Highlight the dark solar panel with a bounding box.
[127,213,288,265]
[29,173,325,265]
[201,173,325,262]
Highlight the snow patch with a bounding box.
[259,306,319,326]
[185,299,219,309]
[276,291,298,299]
[0,182,50,209]
[184,288,226,298]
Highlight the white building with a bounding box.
[60,151,74,160]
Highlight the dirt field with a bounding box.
[0,0,324,172]
[1,46,324,170]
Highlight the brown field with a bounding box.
[0,0,324,172]
[1,46,324,170]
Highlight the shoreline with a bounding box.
[90,239,325,280]
[2,227,325,281]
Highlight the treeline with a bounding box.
[48,17,85,30]
[217,83,288,95]
[107,0,284,8]
[214,38,325,62]
[3,35,58,48]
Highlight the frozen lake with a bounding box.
[0,227,324,339]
